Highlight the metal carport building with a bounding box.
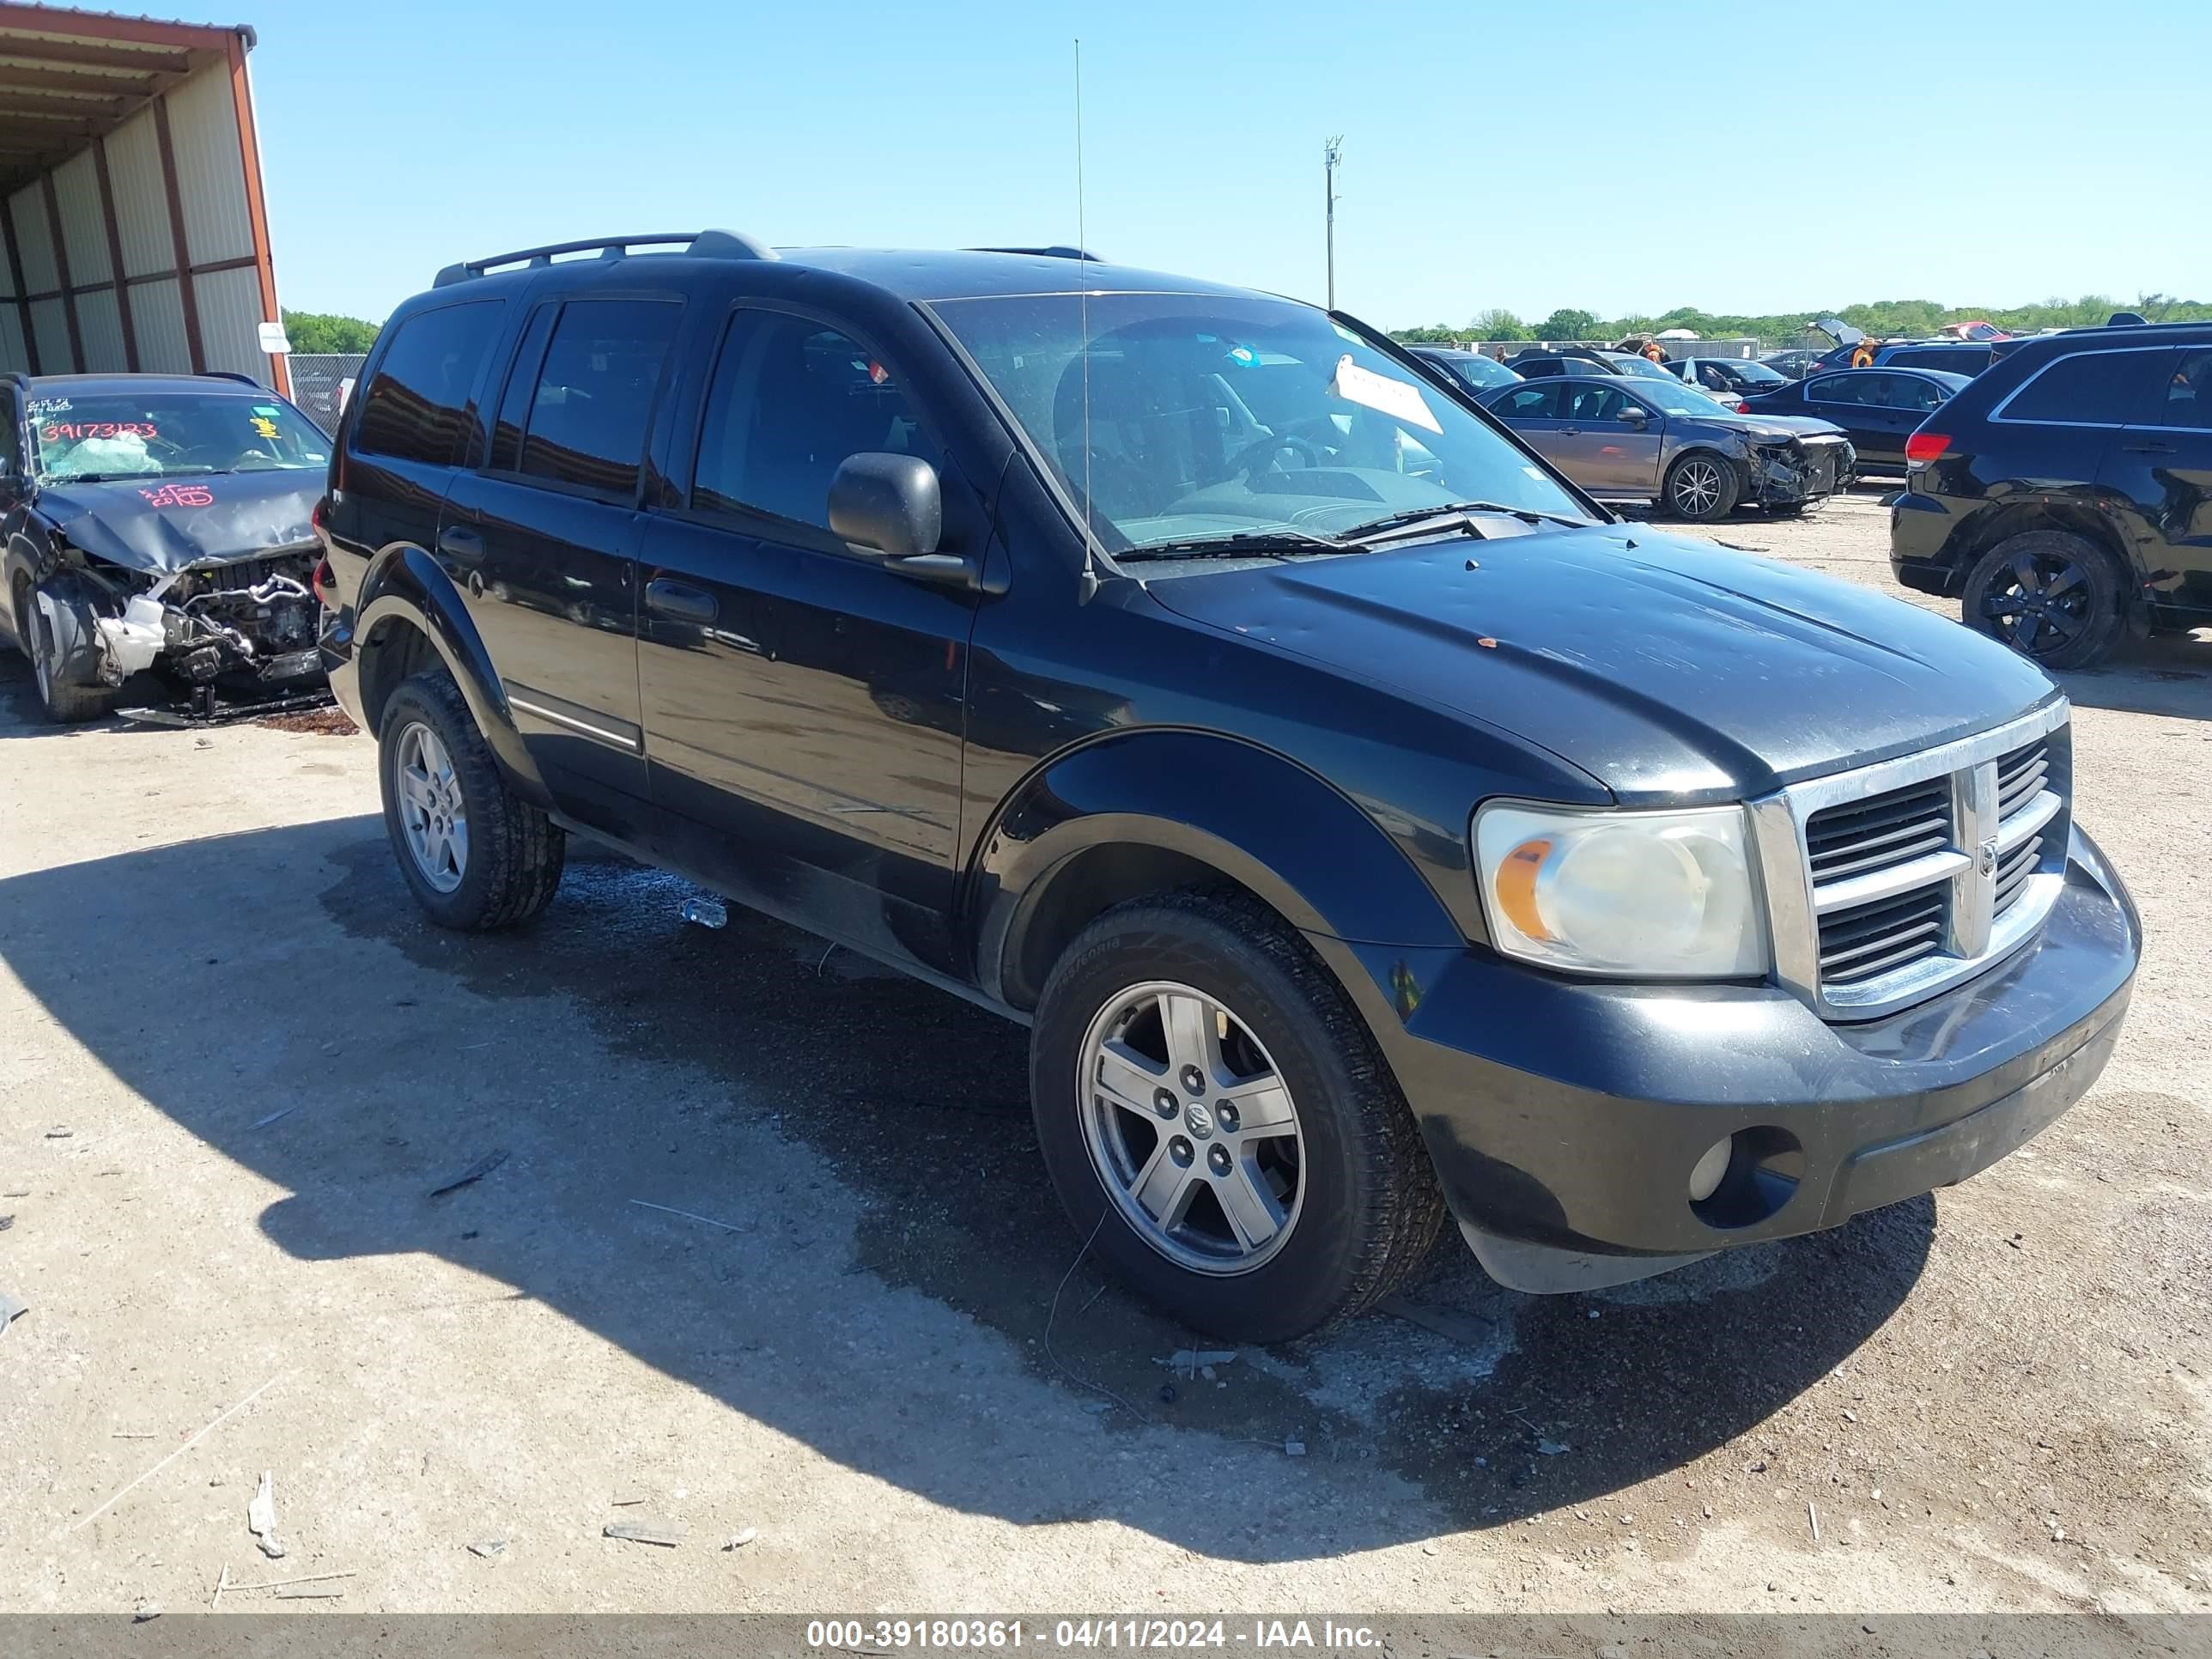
[0,3,284,392]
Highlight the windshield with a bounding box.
[28,392,328,483]
[1612,355,1675,380]
[1434,352,1516,391]
[931,292,1589,556]
[1732,362,1789,387]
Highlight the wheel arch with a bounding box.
[970,729,1467,1013]
[1943,499,2139,590]
[353,546,550,805]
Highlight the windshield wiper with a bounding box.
[1332,501,1587,545]
[1117,527,1343,562]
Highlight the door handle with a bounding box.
[437,525,484,563]
[645,577,718,624]
[2121,440,2177,454]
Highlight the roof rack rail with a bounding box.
[969,246,1105,262]
[433,229,777,289]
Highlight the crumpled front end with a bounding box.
[1748,434,1856,508]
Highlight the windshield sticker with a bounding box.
[252,404,282,416]
[1329,356,1441,434]
[249,415,281,440]
[138,483,216,508]
[1522,465,1550,482]
[1226,344,1259,368]
[43,422,157,442]
[27,397,70,415]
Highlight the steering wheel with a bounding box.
[1231,433,1322,479]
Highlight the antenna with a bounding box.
[1074,37,1101,600]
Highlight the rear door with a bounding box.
[1803,372,1903,464]
[2106,344,2212,615]
[1555,381,1663,494]
[1486,380,1570,467]
[439,294,684,836]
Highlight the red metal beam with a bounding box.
[92,132,134,369]
[0,190,40,374]
[225,33,283,395]
[39,170,82,370]
[150,91,202,373]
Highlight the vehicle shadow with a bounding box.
[2052,629,2212,719]
[0,814,1935,1558]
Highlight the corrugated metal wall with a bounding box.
[0,55,280,388]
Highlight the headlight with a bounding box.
[1472,801,1767,979]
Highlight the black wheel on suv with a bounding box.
[1962,530,2128,670]
[15,577,117,724]
[377,668,565,929]
[1030,890,1443,1342]
[1663,452,1740,522]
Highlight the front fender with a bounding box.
[972,729,1468,1008]
[355,546,550,805]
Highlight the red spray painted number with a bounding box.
[138,483,216,508]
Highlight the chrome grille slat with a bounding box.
[1994,836,2041,915]
[1805,777,1959,988]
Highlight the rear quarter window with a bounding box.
[352,300,507,467]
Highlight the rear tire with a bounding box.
[1961,530,2128,670]
[1030,890,1443,1342]
[1664,452,1740,522]
[16,578,115,724]
[377,668,564,930]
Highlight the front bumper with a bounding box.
[1889,489,1963,592]
[1317,823,2137,1291]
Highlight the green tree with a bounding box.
[1468,307,1528,342]
[1537,307,1598,341]
[283,309,380,354]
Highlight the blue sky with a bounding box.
[248,0,2207,330]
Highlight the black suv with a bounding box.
[1890,323,2212,668]
[316,233,2139,1340]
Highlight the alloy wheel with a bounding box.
[1673,459,1723,516]
[1978,547,2093,657]
[1076,981,1306,1274]
[394,720,468,892]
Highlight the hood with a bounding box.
[1682,410,1848,442]
[34,468,321,576]
[1141,523,2057,802]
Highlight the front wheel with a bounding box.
[1961,530,2127,670]
[1030,891,1443,1342]
[377,669,565,929]
[17,580,116,724]
[1664,453,1740,522]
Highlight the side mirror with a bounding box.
[829,453,941,558]
[1618,407,1649,427]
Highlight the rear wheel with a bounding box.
[16,578,115,724]
[1961,530,2128,670]
[378,668,565,929]
[1030,890,1443,1342]
[1664,452,1740,522]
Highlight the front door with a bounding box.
[1555,381,1664,495]
[439,294,684,836]
[636,305,981,972]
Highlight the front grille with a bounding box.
[1805,779,1951,882]
[1767,706,2073,1018]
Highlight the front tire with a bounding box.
[378,668,565,929]
[1030,891,1443,1342]
[1961,530,2128,670]
[17,579,116,724]
[1664,452,1740,522]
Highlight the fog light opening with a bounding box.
[1690,1126,1804,1231]
[1687,1136,1735,1203]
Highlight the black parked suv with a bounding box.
[1890,323,2212,668]
[316,233,2139,1340]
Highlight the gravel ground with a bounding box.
[0,489,2206,1616]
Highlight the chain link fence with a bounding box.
[288,352,368,434]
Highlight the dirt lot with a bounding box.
[2,489,2207,1615]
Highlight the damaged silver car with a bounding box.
[0,373,331,723]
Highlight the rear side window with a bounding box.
[2001,348,2170,425]
[1492,383,1565,419]
[691,310,943,530]
[1805,374,1863,405]
[2157,349,2212,429]
[518,298,682,497]
[353,301,506,466]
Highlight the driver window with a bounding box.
[1566,384,1626,422]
